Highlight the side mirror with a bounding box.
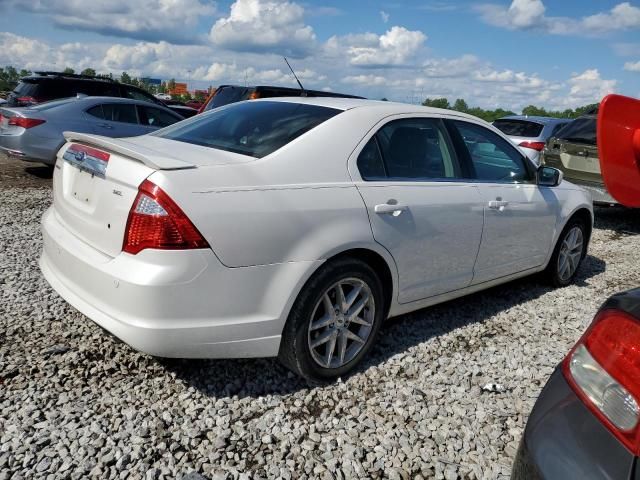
[538,166,563,187]
[598,94,640,207]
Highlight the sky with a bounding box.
[0,0,638,111]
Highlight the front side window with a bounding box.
[359,118,458,180]
[101,104,138,124]
[155,101,340,158]
[139,106,180,128]
[450,120,531,182]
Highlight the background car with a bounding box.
[39,97,592,381]
[541,112,617,204]
[0,96,183,166]
[512,94,640,480]
[5,71,167,108]
[493,115,571,165]
[198,84,364,113]
[165,104,198,119]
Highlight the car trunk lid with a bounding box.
[52,133,198,258]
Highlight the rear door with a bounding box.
[353,116,484,303]
[446,119,557,283]
[87,103,149,137]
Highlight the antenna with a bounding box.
[283,57,305,94]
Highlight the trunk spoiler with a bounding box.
[597,94,640,207]
[62,132,196,171]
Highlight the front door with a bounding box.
[353,117,484,304]
[446,119,557,284]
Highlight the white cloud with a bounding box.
[329,26,427,68]
[624,60,640,72]
[14,0,215,44]
[565,69,617,106]
[210,0,316,57]
[477,0,640,35]
[422,54,480,78]
[380,10,390,23]
[342,74,389,86]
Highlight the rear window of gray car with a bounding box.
[154,101,341,158]
[492,119,544,138]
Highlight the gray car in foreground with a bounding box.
[493,116,571,166]
[0,96,183,166]
[513,288,640,479]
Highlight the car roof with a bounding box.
[252,96,485,121]
[498,115,571,124]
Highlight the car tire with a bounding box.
[278,257,385,382]
[544,217,588,287]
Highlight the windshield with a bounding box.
[492,119,544,137]
[154,100,341,158]
[206,86,249,111]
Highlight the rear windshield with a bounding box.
[492,119,544,138]
[13,80,42,96]
[555,117,597,145]
[207,86,249,110]
[154,100,341,158]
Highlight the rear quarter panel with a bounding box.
[148,107,390,268]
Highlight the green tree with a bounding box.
[81,68,96,77]
[120,71,132,85]
[62,67,75,74]
[452,98,469,113]
[422,97,450,109]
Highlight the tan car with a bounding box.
[541,114,617,204]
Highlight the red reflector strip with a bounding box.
[67,143,110,162]
[519,141,546,151]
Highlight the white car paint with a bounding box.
[40,98,593,359]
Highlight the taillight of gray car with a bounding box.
[513,289,640,479]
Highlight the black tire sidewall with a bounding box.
[279,258,385,381]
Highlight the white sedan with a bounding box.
[40,98,593,380]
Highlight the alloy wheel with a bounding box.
[307,278,375,369]
[557,226,584,282]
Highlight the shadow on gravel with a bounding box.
[594,205,640,236]
[162,254,605,398]
[24,165,54,179]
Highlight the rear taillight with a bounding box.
[9,116,45,129]
[16,96,40,105]
[123,180,209,254]
[248,91,261,100]
[562,309,640,454]
[519,141,546,151]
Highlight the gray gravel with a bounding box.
[2,158,640,479]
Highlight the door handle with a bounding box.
[98,123,114,129]
[374,202,408,216]
[488,200,509,211]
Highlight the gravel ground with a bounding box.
[2,153,640,480]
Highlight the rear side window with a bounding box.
[123,86,162,105]
[555,117,596,145]
[357,138,386,179]
[76,81,120,97]
[138,106,180,128]
[86,105,104,119]
[101,104,138,124]
[550,122,569,138]
[155,101,340,158]
[13,81,41,96]
[450,120,531,182]
[492,119,544,137]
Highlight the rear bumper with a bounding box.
[512,368,635,480]
[40,206,320,358]
[0,134,59,165]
